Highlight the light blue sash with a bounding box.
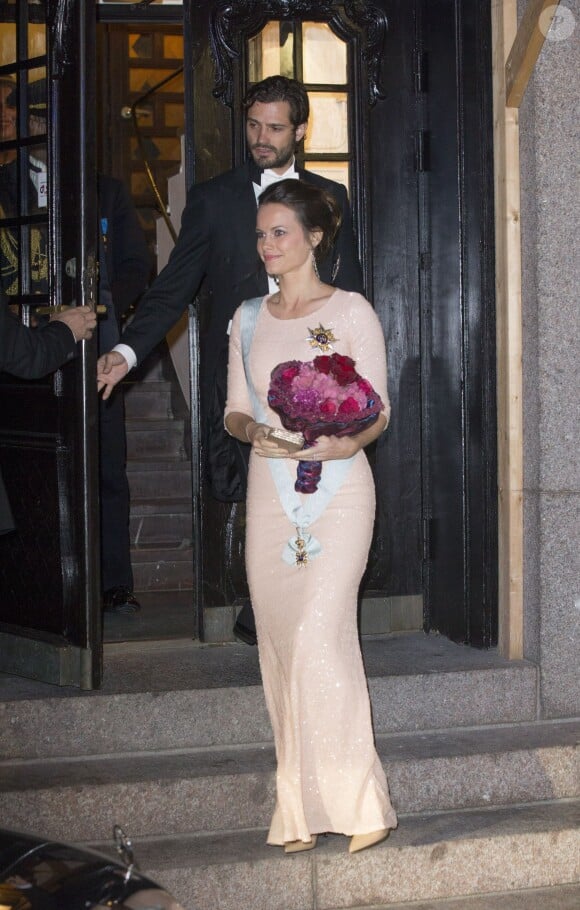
[240,297,355,566]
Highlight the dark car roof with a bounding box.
[0,828,186,910]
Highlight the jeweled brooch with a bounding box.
[306,324,338,352]
[294,534,309,567]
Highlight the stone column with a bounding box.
[519,2,579,717]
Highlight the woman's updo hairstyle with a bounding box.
[258,178,342,262]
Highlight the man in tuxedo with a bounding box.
[98,175,151,614]
[97,76,364,642]
[0,290,97,534]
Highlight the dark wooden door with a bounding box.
[185,0,497,647]
[0,0,101,687]
[417,0,497,646]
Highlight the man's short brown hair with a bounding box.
[243,76,309,129]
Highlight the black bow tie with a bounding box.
[248,157,297,185]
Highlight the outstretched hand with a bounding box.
[97,351,129,399]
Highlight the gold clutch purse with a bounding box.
[268,427,305,453]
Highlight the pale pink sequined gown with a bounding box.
[226,290,398,844]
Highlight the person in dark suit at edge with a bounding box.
[97,175,151,614]
[1,76,150,612]
[97,76,364,644]
[0,288,97,534]
[1,75,150,613]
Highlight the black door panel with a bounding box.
[0,0,101,687]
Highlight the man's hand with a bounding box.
[97,351,129,400]
[51,305,97,341]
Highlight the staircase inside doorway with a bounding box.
[103,344,195,643]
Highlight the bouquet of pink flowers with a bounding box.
[267,353,384,493]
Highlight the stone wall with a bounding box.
[519,1,579,717]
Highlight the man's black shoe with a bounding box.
[103,586,141,615]
[233,620,257,646]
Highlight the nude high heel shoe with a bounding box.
[284,835,318,854]
[348,828,390,854]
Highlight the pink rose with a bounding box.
[338,397,361,415]
[357,378,373,396]
[314,355,332,374]
[281,365,301,384]
[330,354,357,386]
[320,398,338,416]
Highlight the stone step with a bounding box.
[325,884,580,910]
[130,500,192,549]
[126,460,192,501]
[0,722,577,842]
[126,418,187,460]
[0,636,538,759]
[131,545,194,591]
[83,801,580,910]
[124,380,174,419]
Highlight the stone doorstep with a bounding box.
[0,669,539,760]
[82,801,580,910]
[0,636,540,758]
[0,721,577,842]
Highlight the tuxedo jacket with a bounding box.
[120,160,364,404]
[0,299,78,532]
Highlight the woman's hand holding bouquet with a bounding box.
[266,353,385,493]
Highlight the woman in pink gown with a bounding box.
[225,180,397,853]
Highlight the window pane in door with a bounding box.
[28,21,46,64]
[0,23,16,67]
[304,160,349,191]
[129,68,184,93]
[305,92,348,154]
[26,144,48,216]
[0,225,18,296]
[165,101,184,127]
[28,221,48,294]
[129,33,153,59]
[163,35,183,59]
[0,73,18,148]
[248,21,294,82]
[302,22,346,85]
[130,135,181,162]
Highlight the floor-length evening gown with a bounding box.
[226,289,398,845]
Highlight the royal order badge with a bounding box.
[306,324,338,353]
